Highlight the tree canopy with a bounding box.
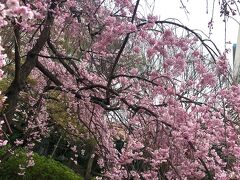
[0,0,240,179]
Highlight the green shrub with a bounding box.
[0,148,83,180]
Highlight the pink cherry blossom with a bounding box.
[6,0,19,9]
[0,1,239,179]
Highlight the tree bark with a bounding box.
[1,1,57,132]
[85,146,96,180]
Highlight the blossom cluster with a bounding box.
[0,0,240,179]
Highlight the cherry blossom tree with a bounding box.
[0,0,240,179]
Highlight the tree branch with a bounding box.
[2,1,57,130]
